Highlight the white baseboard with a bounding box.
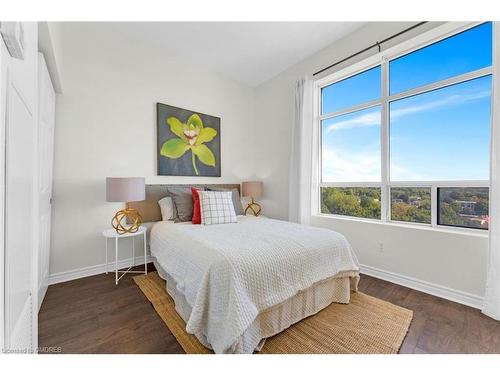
[48,255,153,285]
[38,283,48,311]
[360,264,484,310]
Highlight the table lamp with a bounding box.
[106,177,145,234]
[242,181,263,216]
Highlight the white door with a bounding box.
[5,75,35,350]
[1,22,38,352]
[37,53,55,310]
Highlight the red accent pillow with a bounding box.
[191,187,202,224]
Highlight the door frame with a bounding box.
[0,26,8,353]
[36,52,55,311]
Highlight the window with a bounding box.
[391,187,431,224]
[390,76,491,181]
[320,66,382,220]
[321,106,381,182]
[321,187,381,219]
[318,22,492,230]
[322,66,381,114]
[390,22,492,94]
[438,187,489,229]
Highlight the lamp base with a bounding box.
[245,198,262,216]
[112,208,142,234]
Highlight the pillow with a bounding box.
[167,187,204,222]
[199,190,237,225]
[158,196,176,221]
[207,187,244,215]
[191,187,202,224]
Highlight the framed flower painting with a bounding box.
[157,103,221,177]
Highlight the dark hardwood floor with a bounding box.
[360,275,500,354]
[38,264,500,354]
[38,264,184,354]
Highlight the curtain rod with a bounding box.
[312,22,428,77]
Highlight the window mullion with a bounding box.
[381,58,390,222]
[319,99,382,121]
[387,66,492,103]
[431,185,438,227]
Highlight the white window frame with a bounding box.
[312,21,493,233]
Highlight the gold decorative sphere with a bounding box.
[245,199,262,216]
[112,208,142,234]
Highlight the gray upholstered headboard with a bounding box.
[127,184,241,222]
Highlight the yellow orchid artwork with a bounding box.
[157,103,221,176]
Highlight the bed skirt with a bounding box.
[153,260,359,353]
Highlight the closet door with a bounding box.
[37,53,55,310]
[4,73,35,350]
[1,22,38,352]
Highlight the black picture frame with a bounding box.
[156,103,221,177]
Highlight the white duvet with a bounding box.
[150,216,360,353]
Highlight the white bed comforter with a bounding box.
[150,216,360,353]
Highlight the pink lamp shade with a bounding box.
[242,181,263,199]
[106,177,145,202]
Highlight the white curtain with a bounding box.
[289,76,313,224]
[483,22,500,320]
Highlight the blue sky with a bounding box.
[322,22,492,183]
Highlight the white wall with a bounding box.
[254,22,489,301]
[311,217,488,302]
[50,23,256,276]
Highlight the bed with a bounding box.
[131,184,360,354]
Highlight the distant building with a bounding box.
[409,197,421,207]
[455,200,476,213]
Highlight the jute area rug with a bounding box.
[134,272,413,354]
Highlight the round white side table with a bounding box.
[102,226,147,285]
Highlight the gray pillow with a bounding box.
[167,186,204,222]
[207,187,244,215]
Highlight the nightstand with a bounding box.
[102,226,147,285]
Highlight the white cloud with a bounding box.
[324,110,380,134]
[322,146,426,182]
[390,163,424,181]
[322,147,380,182]
[390,89,490,122]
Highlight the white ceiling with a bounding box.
[57,22,365,87]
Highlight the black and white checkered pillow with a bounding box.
[199,190,237,225]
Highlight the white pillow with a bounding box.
[158,196,176,221]
[199,191,237,225]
